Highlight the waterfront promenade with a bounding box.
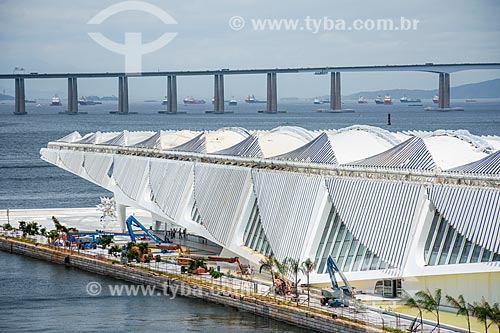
[0,208,476,333]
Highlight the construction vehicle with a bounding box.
[125,215,163,244]
[152,243,188,254]
[177,255,250,275]
[75,235,98,250]
[320,255,355,307]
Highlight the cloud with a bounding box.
[0,0,499,98]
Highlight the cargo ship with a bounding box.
[245,94,265,103]
[400,96,422,103]
[384,96,393,105]
[183,97,206,104]
[78,97,101,106]
[358,96,368,104]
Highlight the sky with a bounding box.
[1,0,500,100]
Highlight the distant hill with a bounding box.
[343,78,500,100]
[0,93,15,100]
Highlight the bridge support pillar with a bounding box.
[14,78,26,115]
[116,203,127,233]
[438,73,450,109]
[266,72,277,113]
[330,72,342,110]
[117,76,129,114]
[213,74,225,113]
[166,75,177,113]
[66,77,78,114]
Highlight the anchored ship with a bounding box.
[374,96,384,104]
[384,96,393,105]
[50,95,61,106]
[183,97,206,104]
[358,96,368,104]
[245,94,265,103]
[400,96,422,103]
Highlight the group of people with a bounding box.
[164,227,187,242]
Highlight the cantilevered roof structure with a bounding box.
[41,125,500,304]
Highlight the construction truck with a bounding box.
[320,255,355,307]
[177,255,250,275]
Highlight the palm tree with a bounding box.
[472,298,493,333]
[490,303,500,333]
[415,288,442,332]
[446,294,471,333]
[286,258,300,304]
[403,291,424,333]
[259,256,276,297]
[300,258,316,307]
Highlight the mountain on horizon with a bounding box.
[0,93,15,100]
[343,78,500,100]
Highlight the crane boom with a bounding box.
[125,216,163,244]
[326,255,354,297]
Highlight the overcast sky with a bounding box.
[1,0,500,99]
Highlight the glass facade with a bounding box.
[242,200,273,257]
[314,205,389,273]
[424,209,500,266]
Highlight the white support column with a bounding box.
[117,203,127,233]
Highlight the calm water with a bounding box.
[0,100,499,332]
[0,252,307,332]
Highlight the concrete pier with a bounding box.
[439,72,450,109]
[159,75,180,114]
[425,72,463,111]
[64,77,79,114]
[207,74,232,114]
[330,72,341,110]
[0,237,381,333]
[259,72,281,113]
[14,78,26,115]
[318,72,353,113]
[112,76,135,114]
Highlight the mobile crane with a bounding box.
[320,255,355,307]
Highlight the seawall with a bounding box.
[0,237,382,333]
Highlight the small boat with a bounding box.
[36,103,42,107]
[183,97,206,104]
[384,96,393,105]
[229,97,237,105]
[358,96,368,104]
[159,97,167,105]
[374,96,384,104]
[25,99,36,104]
[432,95,439,104]
[465,99,477,102]
[50,95,62,106]
[400,96,422,103]
[313,98,322,105]
[245,94,265,103]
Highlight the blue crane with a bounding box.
[321,255,355,307]
[125,215,163,244]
